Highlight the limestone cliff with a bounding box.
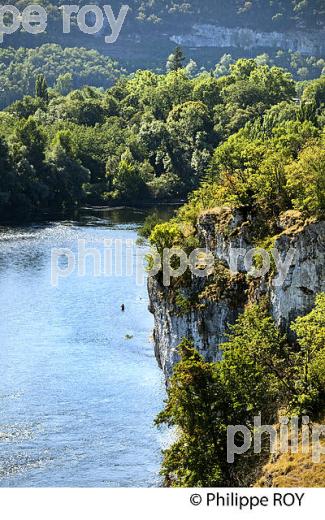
[148,208,325,378]
[171,24,325,56]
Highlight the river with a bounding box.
[0,208,168,487]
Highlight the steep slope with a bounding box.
[2,1,325,70]
[256,422,325,487]
[148,208,325,378]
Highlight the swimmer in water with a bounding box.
[121,304,125,312]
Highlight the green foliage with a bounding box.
[156,339,226,487]
[192,75,222,109]
[286,144,325,217]
[167,47,186,72]
[290,294,325,414]
[175,292,192,315]
[35,74,49,103]
[293,294,325,352]
[138,212,164,239]
[149,222,183,255]
[55,73,73,96]
[220,304,290,420]
[5,1,324,37]
[0,56,324,222]
[111,158,148,203]
[47,133,90,209]
[302,76,325,109]
[0,44,120,110]
[157,297,325,486]
[163,114,323,245]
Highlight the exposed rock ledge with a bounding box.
[171,24,325,56]
[148,209,325,379]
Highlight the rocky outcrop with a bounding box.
[270,219,325,330]
[148,273,245,378]
[171,24,325,56]
[148,208,325,379]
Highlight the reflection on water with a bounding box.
[0,208,170,487]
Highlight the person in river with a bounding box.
[121,304,125,312]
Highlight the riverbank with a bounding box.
[0,202,183,227]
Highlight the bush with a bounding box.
[149,222,183,255]
[286,145,325,217]
[157,296,325,486]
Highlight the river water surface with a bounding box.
[0,208,167,487]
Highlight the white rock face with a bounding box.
[148,275,240,377]
[198,208,252,273]
[148,210,325,379]
[171,24,325,55]
[270,221,325,330]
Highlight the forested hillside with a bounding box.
[0,57,324,221]
[2,2,325,73]
[0,1,324,107]
[1,45,324,111]
[9,1,325,32]
[155,298,325,487]
[0,45,121,110]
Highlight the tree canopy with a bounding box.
[0,58,324,222]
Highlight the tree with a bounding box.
[293,294,325,353]
[249,66,296,105]
[166,47,186,72]
[286,144,325,217]
[225,63,296,107]
[230,58,258,80]
[214,54,233,78]
[219,304,290,424]
[143,70,192,118]
[149,221,183,255]
[111,155,147,203]
[290,294,325,414]
[55,73,73,96]
[302,76,325,109]
[192,75,222,109]
[156,305,292,487]
[14,117,46,170]
[156,295,325,487]
[47,130,90,209]
[35,74,49,103]
[185,59,198,78]
[156,339,226,487]
[0,44,120,110]
[0,54,324,221]
[147,172,181,201]
[0,137,16,216]
[166,101,214,187]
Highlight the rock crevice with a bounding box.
[148,209,325,379]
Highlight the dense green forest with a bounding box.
[2,2,325,74]
[1,2,324,101]
[8,1,325,31]
[133,0,325,30]
[0,45,121,110]
[0,0,323,491]
[1,44,325,112]
[0,54,324,220]
[0,45,324,111]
